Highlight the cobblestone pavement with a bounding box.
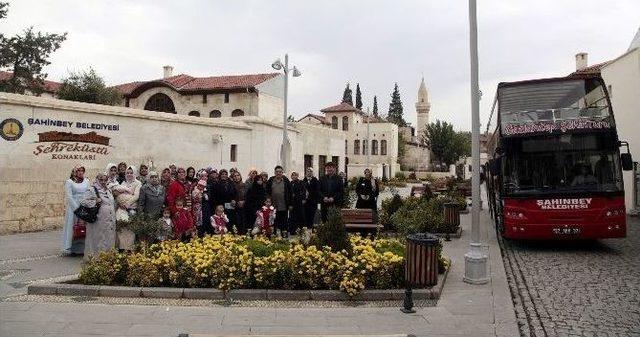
[499,216,640,337]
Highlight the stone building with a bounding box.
[297,102,400,179]
[114,66,285,122]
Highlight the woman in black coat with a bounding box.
[355,169,380,213]
[288,171,307,234]
[244,175,267,232]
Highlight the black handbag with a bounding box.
[74,187,102,223]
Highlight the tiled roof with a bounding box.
[0,71,61,93]
[569,61,610,76]
[113,73,280,96]
[298,113,329,124]
[320,102,361,113]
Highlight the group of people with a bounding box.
[62,160,380,259]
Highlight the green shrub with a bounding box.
[313,207,351,252]
[379,194,404,230]
[391,197,445,236]
[79,250,127,285]
[394,171,406,181]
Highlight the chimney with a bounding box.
[575,52,588,70]
[163,65,174,79]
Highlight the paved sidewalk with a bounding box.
[0,206,518,337]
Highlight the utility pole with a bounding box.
[366,107,371,169]
[464,0,489,285]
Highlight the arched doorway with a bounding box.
[144,93,176,113]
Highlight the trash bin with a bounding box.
[443,202,460,233]
[405,233,440,287]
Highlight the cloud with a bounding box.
[2,0,638,130]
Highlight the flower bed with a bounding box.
[79,235,447,297]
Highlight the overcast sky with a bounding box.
[2,0,638,130]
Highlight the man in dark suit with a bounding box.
[302,167,320,227]
[319,162,344,222]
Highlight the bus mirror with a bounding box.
[621,153,633,171]
[489,158,501,175]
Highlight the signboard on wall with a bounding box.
[32,131,111,160]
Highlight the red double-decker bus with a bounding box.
[486,74,634,239]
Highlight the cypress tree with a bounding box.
[341,83,353,105]
[355,83,363,110]
[386,83,406,126]
[372,95,379,117]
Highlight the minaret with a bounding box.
[415,77,430,136]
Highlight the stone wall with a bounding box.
[0,93,316,234]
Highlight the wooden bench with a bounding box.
[341,209,382,234]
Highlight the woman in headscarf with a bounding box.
[245,169,258,185]
[244,174,267,233]
[114,165,142,250]
[137,171,165,219]
[355,168,380,216]
[186,167,197,184]
[61,164,89,255]
[80,172,116,260]
[116,162,127,184]
[160,167,172,189]
[105,163,119,191]
[137,164,149,185]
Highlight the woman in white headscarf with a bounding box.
[61,164,89,255]
[114,165,141,250]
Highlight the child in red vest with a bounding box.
[211,205,229,235]
[172,197,194,241]
[252,197,276,237]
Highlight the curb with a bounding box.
[27,267,450,301]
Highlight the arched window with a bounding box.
[331,116,338,129]
[362,140,368,155]
[188,111,200,117]
[381,140,387,155]
[209,110,222,118]
[354,140,360,155]
[342,116,349,131]
[372,140,378,155]
[144,93,175,113]
[345,140,348,155]
[231,109,245,117]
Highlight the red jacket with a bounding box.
[166,180,188,211]
[172,207,194,237]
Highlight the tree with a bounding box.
[287,115,295,122]
[57,68,122,105]
[355,83,362,110]
[386,83,406,127]
[372,95,379,117]
[341,83,353,105]
[421,120,470,167]
[397,131,406,160]
[0,2,67,95]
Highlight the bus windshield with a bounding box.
[499,78,613,136]
[503,134,623,195]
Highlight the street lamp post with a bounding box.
[271,54,302,173]
[366,107,371,169]
[463,0,489,284]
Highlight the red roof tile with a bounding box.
[113,73,280,96]
[0,71,61,93]
[569,61,610,76]
[320,102,361,113]
[298,113,329,124]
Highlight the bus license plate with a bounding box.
[552,227,581,235]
